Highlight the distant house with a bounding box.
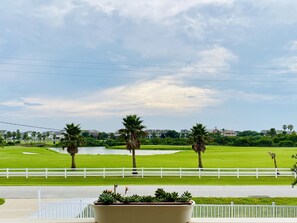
[221,129,237,137]
[208,128,238,137]
[146,129,170,138]
[180,129,190,138]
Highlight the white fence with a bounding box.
[0,167,294,178]
[36,202,297,219]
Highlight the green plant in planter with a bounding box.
[95,188,192,204]
[97,190,124,204]
[179,191,192,202]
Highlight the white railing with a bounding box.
[0,167,294,178]
[38,201,93,219]
[36,202,297,219]
[193,203,297,218]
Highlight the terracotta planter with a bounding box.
[93,202,194,223]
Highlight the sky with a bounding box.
[1,0,297,132]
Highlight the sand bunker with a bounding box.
[22,152,38,155]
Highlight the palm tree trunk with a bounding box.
[273,158,279,175]
[71,153,76,169]
[273,158,278,169]
[198,151,203,169]
[132,149,138,174]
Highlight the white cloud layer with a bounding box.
[0,78,220,118]
[85,0,234,21]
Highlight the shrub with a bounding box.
[278,140,295,147]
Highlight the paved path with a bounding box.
[0,185,297,199]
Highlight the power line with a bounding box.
[0,69,297,83]
[0,57,296,70]
[0,121,61,131]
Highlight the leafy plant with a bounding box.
[96,188,193,204]
[178,191,192,202]
[97,190,116,205]
[123,195,141,203]
[140,196,155,202]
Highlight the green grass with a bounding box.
[0,176,293,186]
[0,145,296,186]
[0,146,296,168]
[192,197,297,205]
[0,198,4,205]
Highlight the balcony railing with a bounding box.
[36,201,297,219]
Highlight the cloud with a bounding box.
[85,0,233,21]
[250,1,297,25]
[289,41,297,51]
[274,56,297,73]
[30,1,78,27]
[0,78,221,118]
[177,46,237,78]
[222,90,276,102]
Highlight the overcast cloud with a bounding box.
[0,0,297,132]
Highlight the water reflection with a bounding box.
[48,147,179,156]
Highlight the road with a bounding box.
[0,185,297,199]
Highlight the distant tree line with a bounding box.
[1,125,297,148]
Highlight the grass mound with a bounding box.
[0,198,5,205]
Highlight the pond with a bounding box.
[48,147,179,156]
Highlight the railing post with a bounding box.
[231,201,234,218]
[84,168,86,178]
[6,168,9,179]
[122,167,125,178]
[103,168,105,178]
[272,202,275,218]
[199,168,201,178]
[256,168,258,179]
[161,168,163,178]
[275,169,278,178]
[237,168,239,178]
[45,168,48,179]
[180,167,182,178]
[26,168,28,179]
[218,168,220,179]
[141,167,144,178]
[64,168,67,178]
[38,187,41,219]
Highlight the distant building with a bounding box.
[208,128,238,137]
[221,129,237,137]
[180,129,190,138]
[146,129,170,138]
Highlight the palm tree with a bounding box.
[119,115,147,174]
[0,134,4,147]
[60,123,84,169]
[31,131,36,142]
[268,152,278,168]
[267,128,277,137]
[288,124,294,133]
[268,152,279,175]
[191,123,208,169]
[282,125,287,134]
